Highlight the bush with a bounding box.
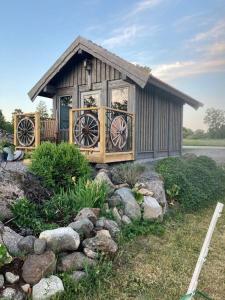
[29,142,91,190]
[155,156,225,211]
[43,179,108,224]
[11,198,58,235]
[0,244,12,267]
[112,163,146,187]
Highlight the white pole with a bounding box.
[186,202,224,298]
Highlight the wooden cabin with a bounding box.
[14,36,203,163]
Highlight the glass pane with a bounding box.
[111,87,128,111]
[81,91,101,107]
[59,96,72,129]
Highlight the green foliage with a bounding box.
[43,179,108,224]
[120,219,165,242]
[166,184,180,205]
[0,109,13,133]
[30,142,91,190]
[55,258,113,300]
[0,244,12,267]
[156,156,225,211]
[11,198,58,235]
[112,163,146,187]
[132,187,144,204]
[36,100,49,119]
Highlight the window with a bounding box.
[80,90,101,108]
[111,87,128,111]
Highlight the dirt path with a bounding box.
[88,206,225,300]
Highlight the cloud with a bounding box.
[101,25,144,49]
[127,0,163,17]
[190,19,225,43]
[152,59,225,81]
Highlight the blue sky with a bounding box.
[0,0,225,129]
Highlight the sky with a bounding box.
[0,0,225,130]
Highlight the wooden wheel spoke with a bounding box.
[110,116,128,150]
[17,117,35,147]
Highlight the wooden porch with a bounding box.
[14,107,135,163]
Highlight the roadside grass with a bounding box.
[183,138,225,147]
[61,205,225,300]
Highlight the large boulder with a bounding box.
[1,287,25,300]
[137,174,167,213]
[115,188,141,220]
[143,196,163,220]
[2,226,23,256]
[57,252,96,272]
[32,275,64,300]
[22,251,56,285]
[75,208,98,225]
[83,234,118,256]
[39,227,80,252]
[68,218,94,239]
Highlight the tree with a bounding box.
[204,108,225,138]
[36,101,49,119]
[0,110,13,133]
[183,127,194,138]
[192,129,206,139]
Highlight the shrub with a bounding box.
[155,156,225,211]
[11,198,58,235]
[43,179,109,224]
[29,142,91,190]
[112,163,146,187]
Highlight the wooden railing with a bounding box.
[69,106,135,163]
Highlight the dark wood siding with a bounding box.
[54,57,122,88]
[136,84,183,159]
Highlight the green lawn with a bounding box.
[183,138,225,147]
[70,205,225,300]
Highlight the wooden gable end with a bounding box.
[51,55,122,89]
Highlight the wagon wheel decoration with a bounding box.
[74,113,100,148]
[17,117,35,147]
[110,115,128,150]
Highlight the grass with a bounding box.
[58,205,225,300]
[183,138,225,147]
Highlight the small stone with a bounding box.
[95,217,105,230]
[34,238,46,255]
[112,207,122,225]
[21,283,30,293]
[83,234,118,256]
[0,274,4,288]
[83,248,99,259]
[75,208,98,225]
[18,235,36,254]
[94,170,115,190]
[69,271,86,283]
[90,208,100,219]
[121,215,132,225]
[5,272,20,284]
[57,252,96,272]
[138,188,154,196]
[143,196,163,220]
[103,219,120,237]
[1,287,16,299]
[68,218,94,239]
[96,229,111,238]
[39,227,80,253]
[32,275,64,300]
[22,250,56,285]
[2,226,23,256]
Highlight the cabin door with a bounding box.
[58,95,72,141]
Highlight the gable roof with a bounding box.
[28,36,203,109]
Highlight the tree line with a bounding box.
[184,108,225,139]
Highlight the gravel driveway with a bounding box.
[182,146,225,164]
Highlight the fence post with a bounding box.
[69,109,73,144]
[35,112,40,147]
